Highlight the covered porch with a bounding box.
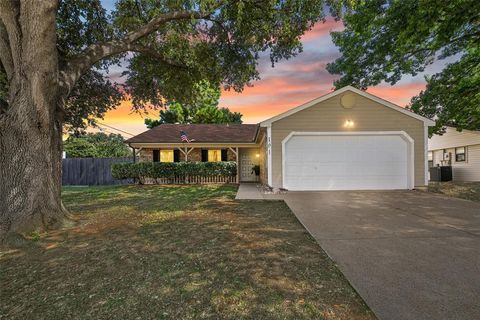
[129,143,264,184]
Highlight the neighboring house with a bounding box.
[126,86,435,191]
[428,127,480,181]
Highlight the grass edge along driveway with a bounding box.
[1,185,375,320]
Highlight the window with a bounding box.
[455,147,466,162]
[160,150,174,163]
[208,149,222,162]
[428,151,433,168]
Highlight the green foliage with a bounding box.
[410,47,480,135]
[145,80,242,128]
[115,0,327,110]
[327,0,480,132]
[64,132,131,158]
[4,1,328,131]
[111,161,237,181]
[57,0,124,131]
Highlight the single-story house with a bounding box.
[428,127,480,181]
[126,86,435,190]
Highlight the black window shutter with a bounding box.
[153,150,160,162]
[174,149,180,162]
[201,149,208,162]
[221,149,228,161]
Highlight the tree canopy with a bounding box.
[326,0,480,134]
[144,81,242,128]
[0,0,327,131]
[64,133,131,158]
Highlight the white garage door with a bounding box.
[283,133,412,191]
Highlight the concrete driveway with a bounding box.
[283,191,480,320]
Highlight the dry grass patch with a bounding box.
[1,185,375,320]
[428,181,480,202]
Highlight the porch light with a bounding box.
[344,120,354,128]
[255,153,260,158]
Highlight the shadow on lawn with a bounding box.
[0,185,375,320]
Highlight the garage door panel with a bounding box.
[284,134,410,190]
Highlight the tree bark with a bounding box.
[0,0,66,239]
[0,103,66,236]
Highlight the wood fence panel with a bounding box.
[62,157,133,186]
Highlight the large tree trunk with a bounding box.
[0,103,66,236]
[0,0,66,239]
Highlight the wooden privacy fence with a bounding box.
[62,157,133,186]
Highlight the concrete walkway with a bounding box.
[283,190,480,320]
[235,183,265,199]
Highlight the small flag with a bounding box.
[180,131,191,143]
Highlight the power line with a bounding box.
[95,122,135,137]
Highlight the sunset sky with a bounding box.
[98,2,448,137]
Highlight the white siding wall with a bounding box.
[430,145,480,181]
[429,127,480,181]
[429,127,480,149]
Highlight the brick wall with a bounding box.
[137,147,238,162]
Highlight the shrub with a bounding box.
[112,161,237,183]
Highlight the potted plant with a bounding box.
[251,165,260,181]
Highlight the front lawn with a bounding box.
[0,185,374,320]
[428,181,480,202]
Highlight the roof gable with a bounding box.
[260,86,435,126]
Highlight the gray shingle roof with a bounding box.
[126,124,259,144]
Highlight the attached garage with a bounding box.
[282,132,414,191]
[261,86,435,191]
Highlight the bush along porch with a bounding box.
[112,161,237,184]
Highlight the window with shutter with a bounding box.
[160,150,174,162]
[208,150,222,162]
[174,149,180,162]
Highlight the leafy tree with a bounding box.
[326,0,480,134]
[0,0,328,237]
[64,133,131,158]
[145,81,242,128]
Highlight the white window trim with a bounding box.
[281,131,415,190]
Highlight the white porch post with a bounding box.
[236,147,239,183]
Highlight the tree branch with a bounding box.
[60,2,225,95]
[127,44,188,69]
[0,1,21,80]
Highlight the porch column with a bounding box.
[236,147,239,183]
[177,146,195,162]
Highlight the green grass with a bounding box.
[428,181,480,202]
[0,185,375,320]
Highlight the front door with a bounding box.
[240,149,257,182]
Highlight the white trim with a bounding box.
[281,131,415,190]
[267,126,273,187]
[260,86,435,126]
[424,124,429,186]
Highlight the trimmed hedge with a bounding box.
[111,161,237,181]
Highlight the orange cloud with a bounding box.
[301,18,344,42]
